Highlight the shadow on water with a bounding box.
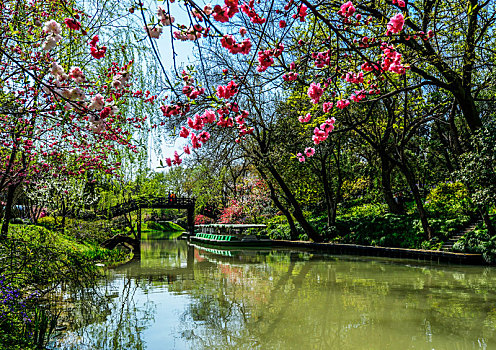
[52,239,496,350]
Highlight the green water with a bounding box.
[54,240,496,349]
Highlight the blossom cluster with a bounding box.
[139,0,439,166]
[221,35,252,54]
[257,43,284,72]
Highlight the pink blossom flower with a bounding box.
[221,35,252,54]
[336,99,350,109]
[42,34,62,50]
[283,72,298,81]
[198,131,211,143]
[50,62,67,80]
[64,18,81,31]
[386,13,404,35]
[297,153,305,162]
[179,126,190,138]
[202,109,216,123]
[90,46,107,59]
[204,4,213,15]
[241,2,266,24]
[165,158,172,167]
[173,151,182,165]
[257,50,274,72]
[157,6,175,25]
[298,113,312,123]
[305,147,315,157]
[381,43,406,74]
[216,81,238,99]
[191,133,202,149]
[88,94,105,110]
[43,20,62,35]
[69,66,85,83]
[338,2,355,18]
[307,83,324,104]
[292,5,308,21]
[323,102,333,113]
[145,26,162,39]
[183,145,191,154]
[279,20,287,28]
[239,27,247,36]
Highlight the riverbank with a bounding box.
[264,210,496,262]
[272,240,485,265]
[0,224,131,350]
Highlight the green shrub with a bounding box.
[338,214,423,248]
[425,182,473,216]
[37,216,58,229]
[267,224,293,240]
[339,203,388,218]
[453,218,496,263]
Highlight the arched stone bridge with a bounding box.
[99,196,195,234]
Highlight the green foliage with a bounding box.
[457,123,496,209]
[146,221,184,232]
[425,182,473,216]
[338,214,422,248]
[26,307,59,349]
[453,219,496,263]
[37,216,115,244]
[339,203,388,218]
[0,223,130,349]
[267,224,293,240]
[37,216,58,230]
[334,214,472,249]
[265,215,299,240]
[141,230,183,240]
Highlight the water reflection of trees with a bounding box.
[178,249,496,349]
[55,240,496,349]
[54,276,155,350]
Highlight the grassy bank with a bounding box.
[0,223,130,349]
[141,221,185,240]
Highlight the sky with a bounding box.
[146,1,196,170]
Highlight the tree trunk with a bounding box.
[454,88,482,133]
[480,208,495,237]
[1,183,19,239]
[61,201,66,232]
[399,164,434,240]
[380,157,405,215]
[266,165,322,242]
[267,182,298,240]
[319,157,337,227]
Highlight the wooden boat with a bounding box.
[189,224,273,248]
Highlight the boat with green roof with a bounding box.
[189,224,273,248]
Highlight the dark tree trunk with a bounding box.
[399,164,434,240]
[448,101,463,157]
[61,201,66,232]
[480,208,495,237]
[434,121,455,173]
[266,165,322,242]
[321,161,337,227]
[267,181,298,240]
[1,183,19,239]
[380,157,405,215]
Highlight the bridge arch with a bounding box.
[100,196,196,234]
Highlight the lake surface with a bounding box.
[53,239,496,349]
